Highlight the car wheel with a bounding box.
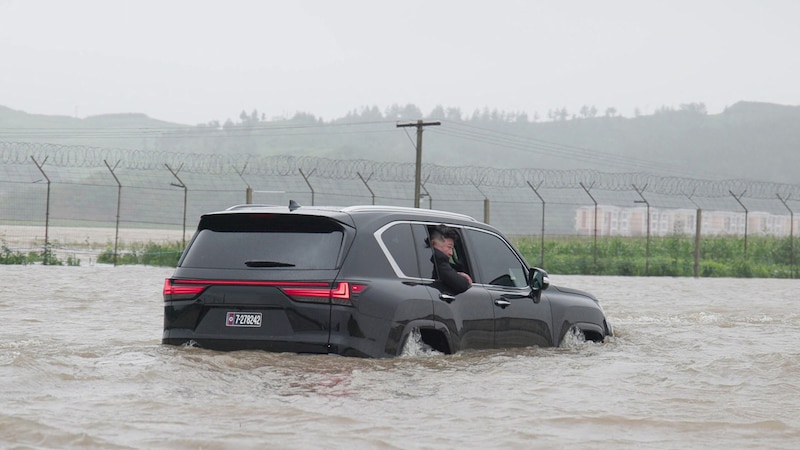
[560,325,586,348]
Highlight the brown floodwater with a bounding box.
[2,265,799,449]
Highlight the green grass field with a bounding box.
[513,235,799,278]
[4,234,798,278]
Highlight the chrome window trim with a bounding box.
[374,221,419,280]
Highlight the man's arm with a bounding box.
[433,250,472,294]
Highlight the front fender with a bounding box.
[546,286,611,345]
[558,321,606,344]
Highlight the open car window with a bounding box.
[421,224,472,279]
[465,229,527,288]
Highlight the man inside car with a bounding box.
[429,224,472,294]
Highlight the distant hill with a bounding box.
[0,105,182,150]
[1,101,799,184]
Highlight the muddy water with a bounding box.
[2,265,799,449]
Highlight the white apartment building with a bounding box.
[575,206,798,237]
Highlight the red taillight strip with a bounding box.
[330,282,350,299]
[164,279,362,305]
[281,282,350,299]
[172,279,329,287]
[163,278,206,296]
[164,279,329,297]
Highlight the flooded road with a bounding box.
[2,265,799,449]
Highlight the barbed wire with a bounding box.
[2,141,799,200]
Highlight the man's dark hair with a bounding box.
[430,224,459,243]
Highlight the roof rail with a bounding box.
[340,205,477,221]
[222,203,478,222]
[225,204,281,211]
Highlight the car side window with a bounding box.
[379,223,421,278]
[466,229,527,288]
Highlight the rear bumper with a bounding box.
[162,328,330,354]
[161,303,401,358]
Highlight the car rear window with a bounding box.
[180,213,345,270]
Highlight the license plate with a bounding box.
[226,312,262,328]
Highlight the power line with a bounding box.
[0,119,401,140]
[432,122,714,179]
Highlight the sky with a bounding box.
[1,0,799,125]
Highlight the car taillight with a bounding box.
[163,278,207,301]
[280,282,366,305]
[281,282,349,305]
[163,279,366,305]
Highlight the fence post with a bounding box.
[686,191,702,278]
[579,182,598,269]
[234,164,252,204]
[299,168,316,206]
[633,184,650,276]
[472,180,489,224]
[777,193,795,278]
[30,156,53,264]
[420,174,433,209]
[729,190,749,257]
[165,163,188,248]
[103,160,123,266]
[527,180,546,267]
[691,204,701,278]
[357,172,376,205]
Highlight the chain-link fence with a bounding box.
[2,141,799,274]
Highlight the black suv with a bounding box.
[162,203,613,357]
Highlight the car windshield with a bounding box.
[180,214,345,270]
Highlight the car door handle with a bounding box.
[494,299,511,308]
[439,294,456,303]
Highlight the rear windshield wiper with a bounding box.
[244,260,296,268]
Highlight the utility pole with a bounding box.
[397,119,441,208]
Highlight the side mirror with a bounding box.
[529,267,550,303]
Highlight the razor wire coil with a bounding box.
[2,141,799,200]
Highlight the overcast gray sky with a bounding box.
[1,0,798,125]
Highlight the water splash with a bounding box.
[401,328,443,357]
[559,326,588,349]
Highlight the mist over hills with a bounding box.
[2,101,799,185]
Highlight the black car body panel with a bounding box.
[162,204,612,357]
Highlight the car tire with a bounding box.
[560,325,586,348]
